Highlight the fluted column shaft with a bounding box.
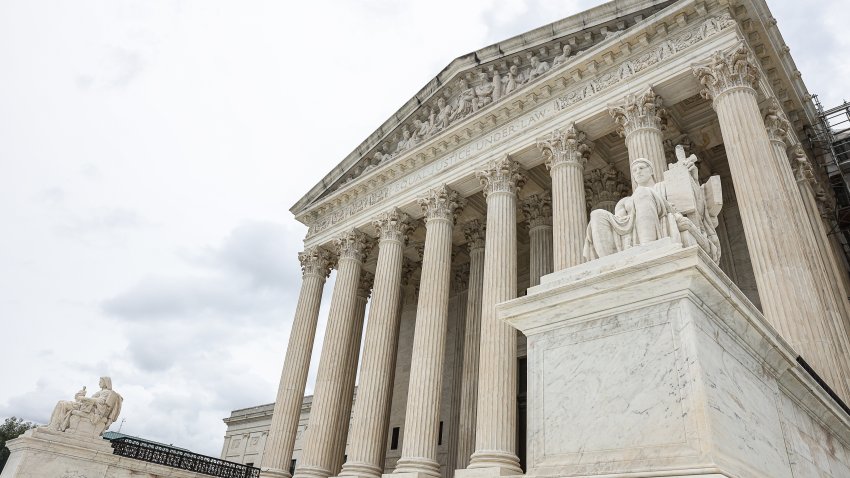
[341,210,412,478]
[766,125,850,400]
[455,221,486,469]
[261,248,333,478]
[539,123,591,270]
[394,186,464,478]
[609,87,668,189]
[468,157,525,474]
[294,231,373,478]
[522,193,554,287]
[331,272,374,476]
[693,44,842,395]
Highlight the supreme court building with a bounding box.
[226,1,850,477]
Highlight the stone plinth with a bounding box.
[498,240,850,478]
[1,427,212,478]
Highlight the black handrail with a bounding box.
[110,437,260,478]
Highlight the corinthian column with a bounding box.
[539,123,592,270]
[393,185,465,478]
[521,192,553,287]
[455,220,486,470]
[609,86,668,186]
[261,247,334,478]
[764,108,850,399]
[331,271,375,476]
[692,42,846,396]
[294,230,374,478]
[467,157,526,475]
[341,209,414,478]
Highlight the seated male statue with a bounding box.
[583,145,722,263]
[46,376,123,438]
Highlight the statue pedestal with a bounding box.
[499,240,850,478]
[0,427,210,478]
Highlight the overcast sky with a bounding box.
[1,0,848,457]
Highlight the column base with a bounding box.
[455,465,522,478]
[462,451,522,478]
[294,464,332,478]
[261,468,293,478]
[337,461,383,478]
[389,456,441,478]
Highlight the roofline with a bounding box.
[289,0,676,217]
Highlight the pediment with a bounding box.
[290,0,680,217]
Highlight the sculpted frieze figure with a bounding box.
[474,71,495,110]
[583,146,722,263]
[503,64,523,96]
[552,45,573,67]
[452,78,477,121]
[46,376,123,438]
[524,55,550,83]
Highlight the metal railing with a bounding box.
[110,437,260,478]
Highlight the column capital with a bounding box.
[608,86,668,137]
[418,185,465,224]
[477,156,527,198]
[453,263,470,293]
[299,246,335,278]
[538,122,592,170]
[692,41,761,102]
[335,229,374,264]
[373,208,415,244]
[664,135,695,164]
[401,256,420,287]
[764,101,791,145]
[521,191,553,228]
[462,219,486,253]
[584,164,630,213]
[357,271,375,300]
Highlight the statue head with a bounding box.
[99,377,113,390]
[631,158,655,185]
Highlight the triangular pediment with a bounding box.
[291,0,679,217]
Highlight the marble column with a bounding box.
[455,220,486,470]
[609,86,668,187]
[692,43,843,395]
[393,185,465,478]
[331,271,375,476]
[539,123,592,270]
[293,230,374,478]
[445,262,470,478]
[261,247,334,478]
[520,192,553,287]
[467,157,526,475]
[764,111,850,399]
[340,209,414,478]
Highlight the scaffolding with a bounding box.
[806,95,850,269]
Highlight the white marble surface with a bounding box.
[500,242,850,477]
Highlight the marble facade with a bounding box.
[249,1,850,478]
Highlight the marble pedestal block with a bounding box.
[1,427,211,478]
[499,239,850,478]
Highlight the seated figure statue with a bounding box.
[46,376,123,438]
[583,146,722,263]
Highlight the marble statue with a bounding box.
[524,55,550,83]
[452,79,477,121]
[583,146,722,263]
[552,45,572,66]
[474,71,494,109]
[434,97,452,131]
[503,64,522,95]
[46,376,123,438]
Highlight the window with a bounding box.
[390,427,400,450]
[438,421,443,446]
[290,459,297,476]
